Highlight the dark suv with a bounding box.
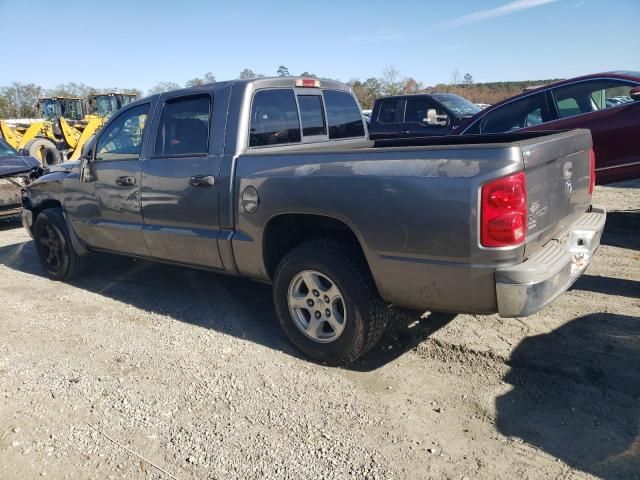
[368,93,481,140]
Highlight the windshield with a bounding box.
[433,93,482,117]
[41,99,63,121]
[62,99,84,121]
[95,96,118,117]
[0,138,17,156]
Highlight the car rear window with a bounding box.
[323,90,365,139]
[250,89,301,147]
[376,98,400,124]
[297,95,326,137]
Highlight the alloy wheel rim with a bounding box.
[40,225,62,268]
[287,270,346,343]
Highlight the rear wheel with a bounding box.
[33,209,88,280]
[273,240,387,365]
[26,138,61,167]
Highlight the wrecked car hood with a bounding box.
[0,155,40,179]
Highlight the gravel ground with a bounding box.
[0,180,638,480]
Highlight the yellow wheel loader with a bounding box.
[0,96,85,166]
[61,92,138,160]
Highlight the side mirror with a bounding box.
[423,109,449,127]
[630,86,640,101]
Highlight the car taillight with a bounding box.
[589,147,596,195]
[481,172,527,248]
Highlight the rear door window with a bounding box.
[154,94,211,156]
[376,98,400,124]
[250,89,301,147]
[297,95,326,137]
[323,90,365,139]
[552,79,638,118]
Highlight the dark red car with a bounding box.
[455,71,640,184]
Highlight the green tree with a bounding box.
[185,72,216,87]
[239,69,264,80]
[147,82,181,96]
[463,73,474,85]
[277,66,290,77]
[300,71,318,78]
[350,77,382,109]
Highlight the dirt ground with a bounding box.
[0,180,638,480]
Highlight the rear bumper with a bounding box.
[496,207,606,317]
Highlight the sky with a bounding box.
[1,0,639,93]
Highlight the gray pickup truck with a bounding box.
[21,77,606,365]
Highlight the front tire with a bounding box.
[273,240,387,366]
[26,138,62,167]
[33,208,88,280]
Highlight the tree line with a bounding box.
[0,65,562,118]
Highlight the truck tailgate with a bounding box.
[520,129,593,256]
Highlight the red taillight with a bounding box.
[589,147,596,194]
[481,172,527,247]
[295,78,321,88]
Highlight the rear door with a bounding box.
[140,92,224,269]
[369,98,402,140]
[543,78,640,181]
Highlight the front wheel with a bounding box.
[33,208,88,280]
[273,240,387,365]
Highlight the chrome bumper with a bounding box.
[496,207,606,317]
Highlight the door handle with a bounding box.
[189,175,216,187]
[115,176,136,186]
[400,130,411,135]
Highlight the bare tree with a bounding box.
[450,69,461,86]
[382,65,403,96]
[0,83,44,118]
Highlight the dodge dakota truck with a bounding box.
[21,77,606,365]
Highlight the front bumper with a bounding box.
[21,208,34,238]
[496,207,606,317]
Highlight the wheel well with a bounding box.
[263,214,367,279]
[32,200,62,221]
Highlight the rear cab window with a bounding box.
[249,87,364,148]
[250,89,301,147]
[323,90,365,139]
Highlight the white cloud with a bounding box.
[440,0,560,28]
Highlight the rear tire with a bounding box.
[273,240,387,366]
[33,208,88,280]
[26,138,61,167]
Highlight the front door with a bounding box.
[68,103,151,256]
[140,93,224,269]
